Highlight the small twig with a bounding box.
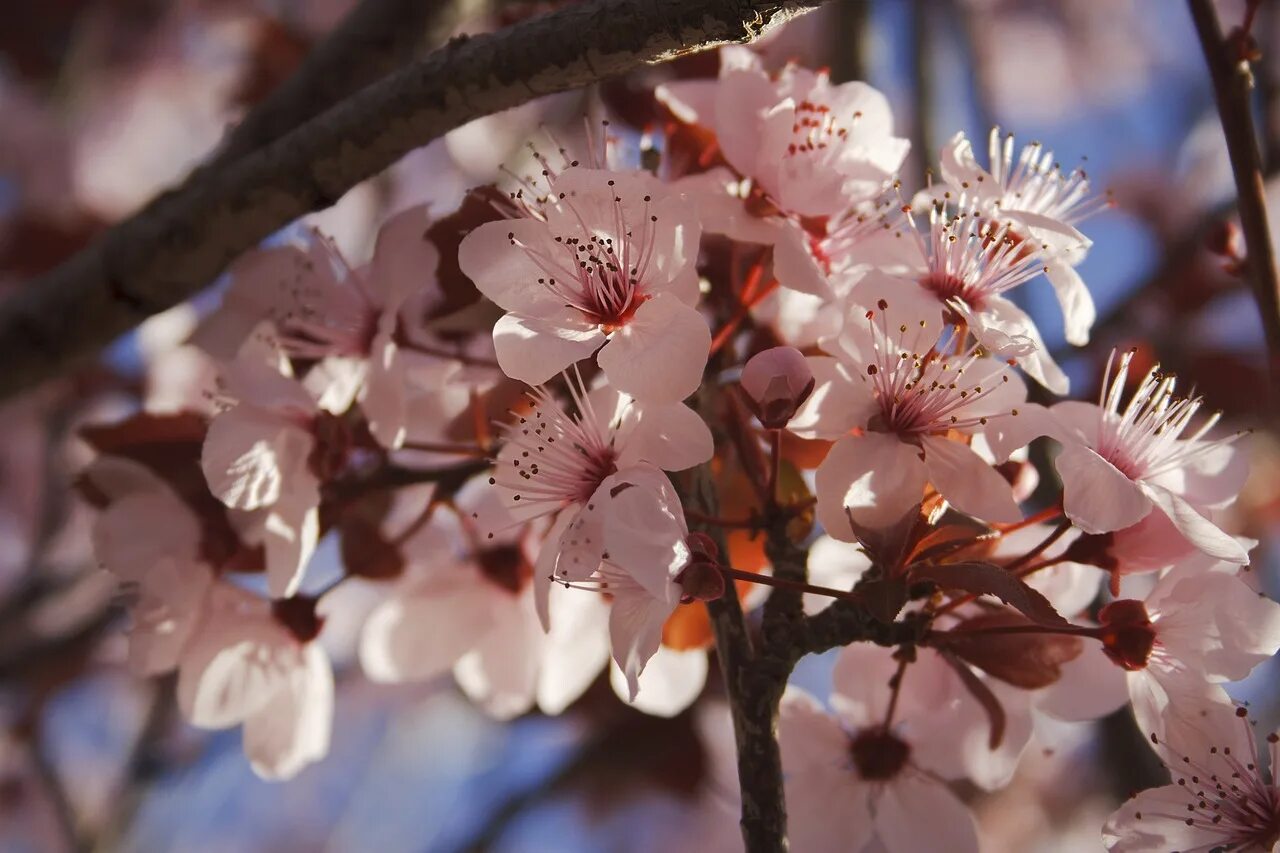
[1190,0,1280,395]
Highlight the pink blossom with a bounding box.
[773,648,983,845]
[177,585,333,781]
[1050,350,1249,564]
[553,465,691,698]
[794,276,1027,533]
[1104,699,1280,852]
[200,352,328,598]
[739,345,816,428]
[458,168,709,402]
[1097,553,1280,748]
[360,485,610,719]
[659,46,909,218]
[936,128,1109,345]
[903,202,1071,392]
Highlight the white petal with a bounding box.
[1044,262,1096,346]
[242,643,333,780]
[177,612,289,729]
[93,490,201,582]
[453,591,542,720]
[596,294,710,404]
[921,435,1022,523]
[608,588,671,700]
[1056,443,1152,533]
[358,573,497,683]
[1036,647,1131,722]
[772,224,833,297]
[804,536,872,614]
[262,498,320,599]
[1140,482,1249,564]
[815,432,928,538]
[457,218,572,315]
[609,645,707,718]
[492,311,604,387]
[1103,784,1229,853]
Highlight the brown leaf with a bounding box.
[911,560,1070,627]
[425,185,508,321]
[933,612,1083,689]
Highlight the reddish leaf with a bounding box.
[938,649,1007,749]
[910,560,1070,627]
[933,612,1084,689]
[425,185,508,321]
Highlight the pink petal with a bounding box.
[454,591,542,720]
[202,407,313,511]
[370,205,439,310]
[358,573,498,683]
[815,432,928,538]
[803,536,871,614]
[975,296,1069,394]
[177,610,289,729]
[788,356,876,440]
[1036,647,1131,722]
[457,218,572,315]
[921,435,1022,523]
[1103,784,1231,853]
[537,581,611,715]
[1056,443,1152,534]
[608,588,670,700]
[609,645,707,718]
[492,310,605,386]
[262,499,320,599]
[1140,482,1248,564]
[92,490,201,582]
[596,293,710,404]
[875,774,979,853]
[242,642,333,780]
[772,223,834,297]
[616,400,714,472]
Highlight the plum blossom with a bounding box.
[1104,700,1280,852]
[177,585,334,781]
[458,167,709,402]
[554,464,693,698]
[779,642,1015,852]
[360,486,610,719]
[903,202,1071,392]
[935,128,1109,345]
[1050,349,1249,564]
[793,276,1027,533]
[201,352,332,598]
[488,373,711,570]
[1094,551,1280,748]
[658,47,909,297]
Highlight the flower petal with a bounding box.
[1056,443,1152,534]
[921,435,1022,523]
[815,432,928,538]
[596,294,710,404]
[1140,482,1249,564]
[492,311,604,387]
[609,645,707,718]
[242,642,333,780]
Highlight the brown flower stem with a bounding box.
[1003,519,1072,573]
[720,565,862,603]
[927,623,1101,640]
[399,440,489,457]
[1190,0,1280,396]
[995,503,1063,535]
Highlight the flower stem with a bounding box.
[720,565,863,603]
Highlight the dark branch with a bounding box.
[0,0,827,400]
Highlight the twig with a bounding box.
[0,0,828,400]
[1189,0,1280,395]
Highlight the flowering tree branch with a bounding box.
[0,0,826,400]
[1189,0,1280,392]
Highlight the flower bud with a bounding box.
[739,346,815,429]
[675,559,725,604]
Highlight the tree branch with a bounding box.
[1189,0,1280,394]
[0,0,826,400]
[211,0,484,168]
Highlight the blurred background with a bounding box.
[0,0,1278,850]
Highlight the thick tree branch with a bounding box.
[211,0,484,168]
[0,0,825,400]
[1190,0,1280,393]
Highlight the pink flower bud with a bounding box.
[739,346,815,429]
[675,559,726,604]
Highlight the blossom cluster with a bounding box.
[80,45,1280,850]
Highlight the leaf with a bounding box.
[938,649,1007,750]
[933,612,1083,689]
[910,560,1070,627]
[425,185,509,319]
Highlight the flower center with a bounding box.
[849,727,911,781]
[1097,599,1156,670]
